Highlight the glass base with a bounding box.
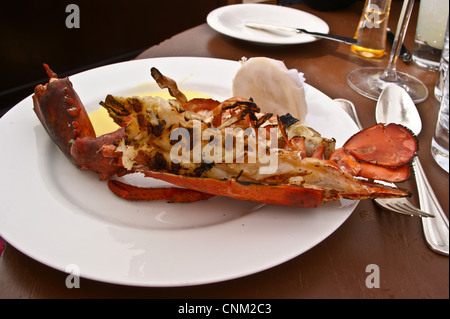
[413,55,440,72]
[347,67,429,103]
[431,138,449,173]
[412,40,441,72]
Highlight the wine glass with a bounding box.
[347,0,429,103]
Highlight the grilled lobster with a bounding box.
[32,64,417,207]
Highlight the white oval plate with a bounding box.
[207,4,329,45]
[0,57,358,287]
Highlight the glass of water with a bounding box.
[435,19,449,101]
[412,0,449,71]
[431,67,449,172]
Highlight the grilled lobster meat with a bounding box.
[32,65,417,207]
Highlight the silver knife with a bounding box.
[245,22,361,45]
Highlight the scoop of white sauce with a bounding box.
[232,57,308,123]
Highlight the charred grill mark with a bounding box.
[239,108,252,119]
[235,169,244,181]
[223,100,259,111]
[137,114,145,129]
[193,162,214,175]
[235,180,262,186]
[170,162,181,175]
[100,95,129,117]
[152,120,166,136]
[255,113,273,128]
[151,152,168,170]
[222,103,238,111]
[279,113,299,128]
[277,115,287,133]
[248,110,259,123]
[129,98,143,113]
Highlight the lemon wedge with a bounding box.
[232,57,308,123]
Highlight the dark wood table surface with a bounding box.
[0,1,448,299]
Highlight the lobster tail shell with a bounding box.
[343,123,417,167]
[330,123,417,183]
[138,170,410,207]
[108,179,215,203]
[142,170,326,207]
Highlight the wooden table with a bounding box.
[0,1,448,299]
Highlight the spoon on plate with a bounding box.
[376,84,449,256]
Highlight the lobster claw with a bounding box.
[33,64,96,166]
[33,64,123,180]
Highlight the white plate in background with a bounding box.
[207,4,329,45]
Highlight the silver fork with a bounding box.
[333,98,434,218]
[373,188,434,218]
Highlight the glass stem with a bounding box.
[381,0,416,83]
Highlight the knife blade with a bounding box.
[245,22,361,45]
